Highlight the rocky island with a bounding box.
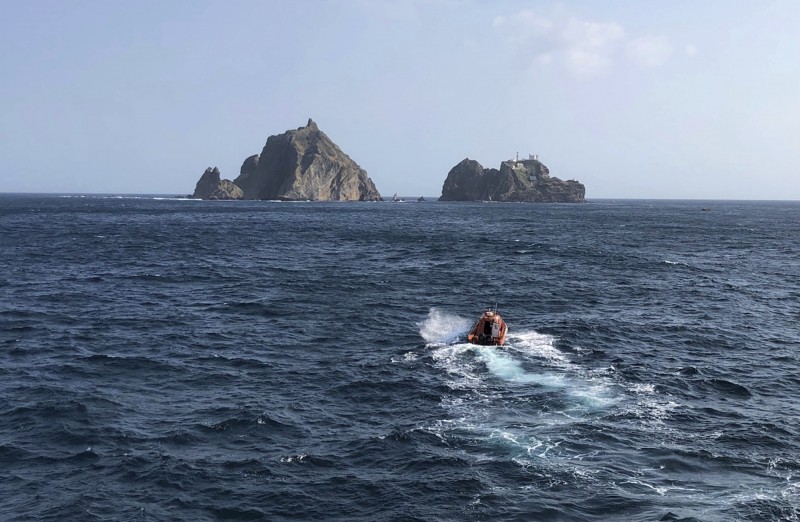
[192,119,382,201]
[440,155,585,203]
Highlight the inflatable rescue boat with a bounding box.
[467,309,508,346]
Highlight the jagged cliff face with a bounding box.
[234,119,381,201]
[440,158,585,203]
[191,167,243,200]
[191,120,382,201]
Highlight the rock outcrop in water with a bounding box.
[440,156,585,203]
[191,167,244,200]
[192,119,382,201]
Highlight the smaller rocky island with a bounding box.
[440,154,585,203]
[192,167,243,200]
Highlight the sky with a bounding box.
[1,0,799,199]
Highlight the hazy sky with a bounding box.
[2,1,799,199]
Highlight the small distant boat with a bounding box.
[467,308,508,346]
[392,193,405,203]
[417,196,425,202]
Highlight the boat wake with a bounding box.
[418,308,472,346]
[416,308,623,463]
[419,308,616,403]
[414,307,719,510]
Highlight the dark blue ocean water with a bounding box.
[1,194,799,521]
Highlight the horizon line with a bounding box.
[1,191,799,203]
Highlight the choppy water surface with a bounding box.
[1,195,799,521]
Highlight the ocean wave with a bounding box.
[4,196,800,520]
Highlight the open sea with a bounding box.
[1,194,799,521]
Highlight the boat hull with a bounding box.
[467,311,508,346]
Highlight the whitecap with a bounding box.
[628,383,656,394]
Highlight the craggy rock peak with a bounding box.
[439,156,585,203]
[191,167,243,200]
[192,119,381,201]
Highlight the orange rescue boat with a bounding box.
[467,309,508,346]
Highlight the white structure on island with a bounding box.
[503,152,544,182]
[509,152,540,164]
